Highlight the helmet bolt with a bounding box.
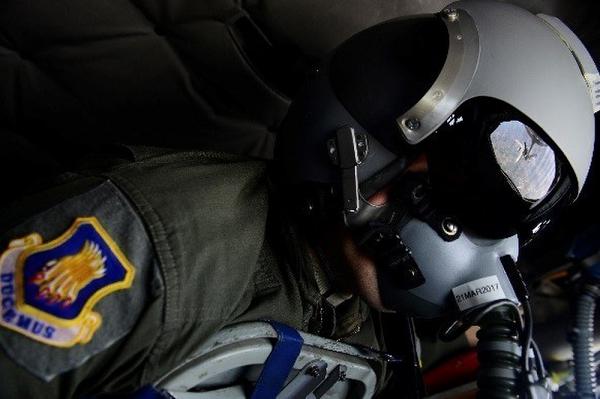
[441,218,459,236]
[404,118,421,131]
[443,8,459,22]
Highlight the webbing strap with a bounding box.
[250,321,304,399]
[87,385,173,399]
[128,386,173,399]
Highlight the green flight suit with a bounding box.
[0,147,385,398]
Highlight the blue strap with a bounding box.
[83,385,173,399]
[250,321,304,399]
[126,386,173,399]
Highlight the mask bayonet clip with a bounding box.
[327,127,368,214]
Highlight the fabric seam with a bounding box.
[103,173,181,383]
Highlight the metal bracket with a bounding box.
[277,361,350,399]
[277,360,327,399]
[313,365,347,398]
[326,127,368,213]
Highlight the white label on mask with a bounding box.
[452,275,506,311]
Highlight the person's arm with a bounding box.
[0,173,164,398]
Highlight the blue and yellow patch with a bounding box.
[0,217,135,347]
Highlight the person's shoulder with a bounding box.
[0,174,162,393]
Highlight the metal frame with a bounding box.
[156,322,383,399]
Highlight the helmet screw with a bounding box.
[443,8,459,22]
[404,118,421,131]
[441,218,459,236]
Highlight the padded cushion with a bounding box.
[0,0,291,173]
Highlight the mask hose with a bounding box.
[571,283,600,398]
[441,298,550,398]
[476,304,523,398]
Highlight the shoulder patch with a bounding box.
[0,181,161,381]
[0,217,135,347]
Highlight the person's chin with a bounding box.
[341,234,389,311]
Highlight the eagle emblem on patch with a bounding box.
[0,217,135,347]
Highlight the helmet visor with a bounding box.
[426,97,573,238]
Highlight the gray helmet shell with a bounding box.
[397,1,599,196]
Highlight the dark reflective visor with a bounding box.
[426,97,574,238]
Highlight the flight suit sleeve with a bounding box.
[0,175,165,398]
[0,149,270,398]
